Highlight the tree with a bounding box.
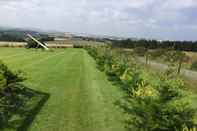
[0,61,26,129]
[124,75,196,131]
[111,39,197,52]
[0,61,25,91]
[164,51,188,75]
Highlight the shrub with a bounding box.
[0,61,26,129]
[163,51,187,74]
[133,47,148,56]
[0,61,25,89]
[125,76,196,131]
[86,46,197,131]
[150,48,166,59]
[0,74,6,92]
[86,47,98,59]
[191,60,197,71]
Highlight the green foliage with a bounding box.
[158,78,184,101]
[133,47,148,56]
[125,76,196,131]
[163,50,187,74]
[0,60,26,128]
[86,46,197,131]
[0,73,6,91]
[191,60,197,71]
[86,47,98,59]
[150,48,167,59]
[112,38,197,52]
[163,50,186,64]
[0,61,25,88]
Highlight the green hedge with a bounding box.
[86,46,197,131]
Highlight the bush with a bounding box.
[133,47,148,56]
[191,60,197,71]
[0,61,25,88]
[86,47,197,131]
[0,61,26,128]
[123,75,196,131]
[0,74,6,92]
[150,48,166,59]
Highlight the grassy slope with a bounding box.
[0,48,126,131]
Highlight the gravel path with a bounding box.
[138,57,197,81]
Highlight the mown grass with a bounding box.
[0,48,126,131]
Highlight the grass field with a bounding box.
[0,48,126,131]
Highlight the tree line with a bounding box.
[0,30,54,42]
[112,39,197,52]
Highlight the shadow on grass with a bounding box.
[1,85,50,131]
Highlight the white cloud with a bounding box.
[162,0,197,9]
[0,0,196,40]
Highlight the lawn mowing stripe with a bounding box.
[0,49,45,61]
[22,52,66,70]
[23,50,77,91]
[0,48,33,61]
[29,49,126,131]
[2,50,65,70]
[23,51,77,73]
[0,48,127,131]
[0,51,30,60]
[30,49,125,131]
[71,50,126,131]
[0,48,25,55]
[27,50,80,130]
[1,51,49,68]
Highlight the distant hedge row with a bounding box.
[0,30,54,42]
[112,39,197,52]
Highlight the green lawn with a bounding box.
[0,48,126,131]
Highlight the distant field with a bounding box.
[0,39,106,48]
[47,39,106,47]
[0,41,26,47]
[0,48,126,131]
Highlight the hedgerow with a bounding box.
[86,46,197,131]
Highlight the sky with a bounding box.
[0,0,197,40]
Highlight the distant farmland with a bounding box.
[0,39,106,48]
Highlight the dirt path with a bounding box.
[138,57,197,81]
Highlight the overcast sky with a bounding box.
[0,0,197,40]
